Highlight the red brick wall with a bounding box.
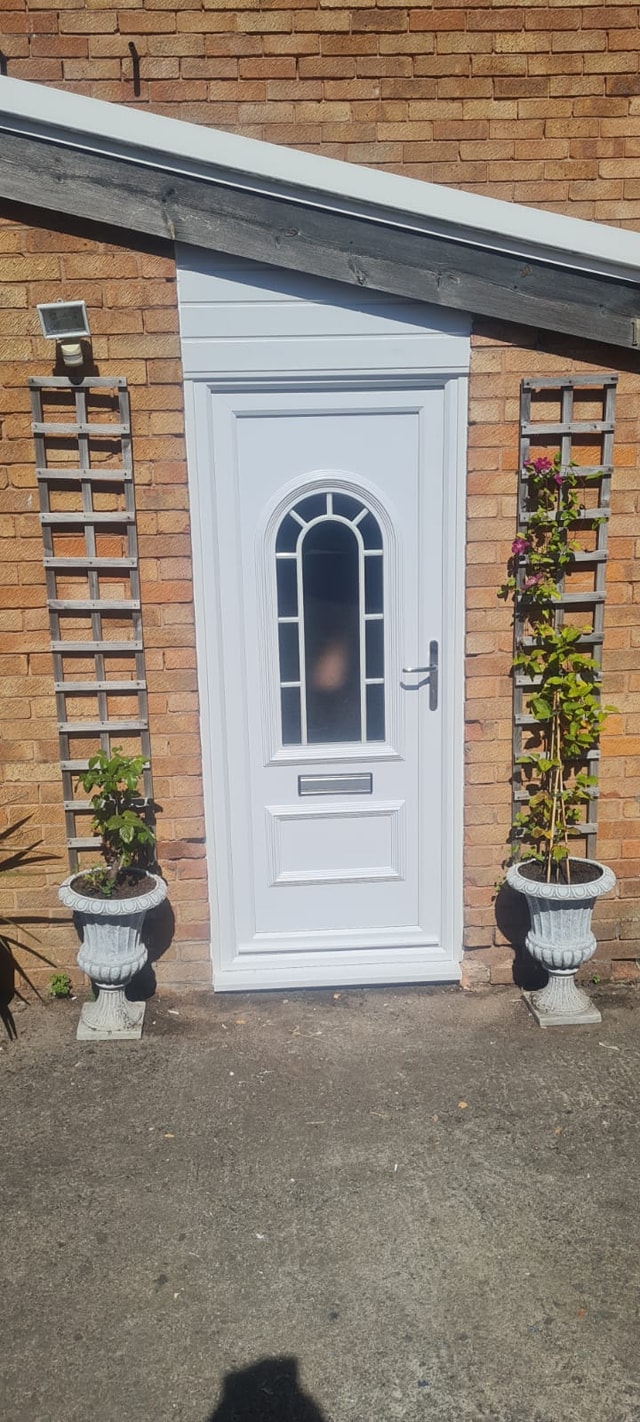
[0,212,210,991]
[3,218,638,992]
[6,1,640,225]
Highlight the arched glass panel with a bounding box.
[303,520,360,743]
[275,491,385,746]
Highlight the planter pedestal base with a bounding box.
[523,972,601,1029]
[77,987,146,1041]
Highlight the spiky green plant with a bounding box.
[0,817,58,1038]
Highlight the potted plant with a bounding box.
[59,748,166,1041]
[501,454,615,1027]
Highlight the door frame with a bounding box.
[183,369,468,990]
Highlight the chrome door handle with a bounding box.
[402,641,438,710]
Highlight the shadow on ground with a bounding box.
[207,1358,326,1422]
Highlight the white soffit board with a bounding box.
[1,76,640,285]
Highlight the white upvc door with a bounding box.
[186,377,465,989]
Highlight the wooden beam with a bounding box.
[1,129,639,348]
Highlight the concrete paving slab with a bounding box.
[1,984,640,1422]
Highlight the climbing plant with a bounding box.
[77,748,155,895]
[500,453,612,884]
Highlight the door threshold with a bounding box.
[214,954,461,992]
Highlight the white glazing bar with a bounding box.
[277,493,387,747]
[296,529,308,745]
[357,526,366,742]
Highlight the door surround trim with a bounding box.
[183,367,468,990]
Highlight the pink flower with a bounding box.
[523,573,543,589]
[526,456,552,474]
[512,537,530,556]
[553,471,564,486]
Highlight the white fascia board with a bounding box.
[2,75,640,285]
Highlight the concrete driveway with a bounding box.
[2,984,639,1422]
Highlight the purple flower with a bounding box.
[523,573,543,589]
[512,537,530,556]
[553,471,565,486]
[526,456,553,475]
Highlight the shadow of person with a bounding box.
[206,1357,328,1422]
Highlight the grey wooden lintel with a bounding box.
[2,129,640,349]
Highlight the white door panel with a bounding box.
[197,385,449,965]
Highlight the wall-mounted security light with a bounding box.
[36,300,91,369]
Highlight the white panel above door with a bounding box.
[177,249,470,379]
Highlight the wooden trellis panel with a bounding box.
[515,374,617,863]
[29,375,153,872]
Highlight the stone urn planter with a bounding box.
[59,871,167,1041]
[498,452,619,1030]
[59,747,166,1042]
[507,858,615,1027]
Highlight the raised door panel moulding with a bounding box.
[265,801,406,888]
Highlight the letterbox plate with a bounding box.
[298,773,373,797]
